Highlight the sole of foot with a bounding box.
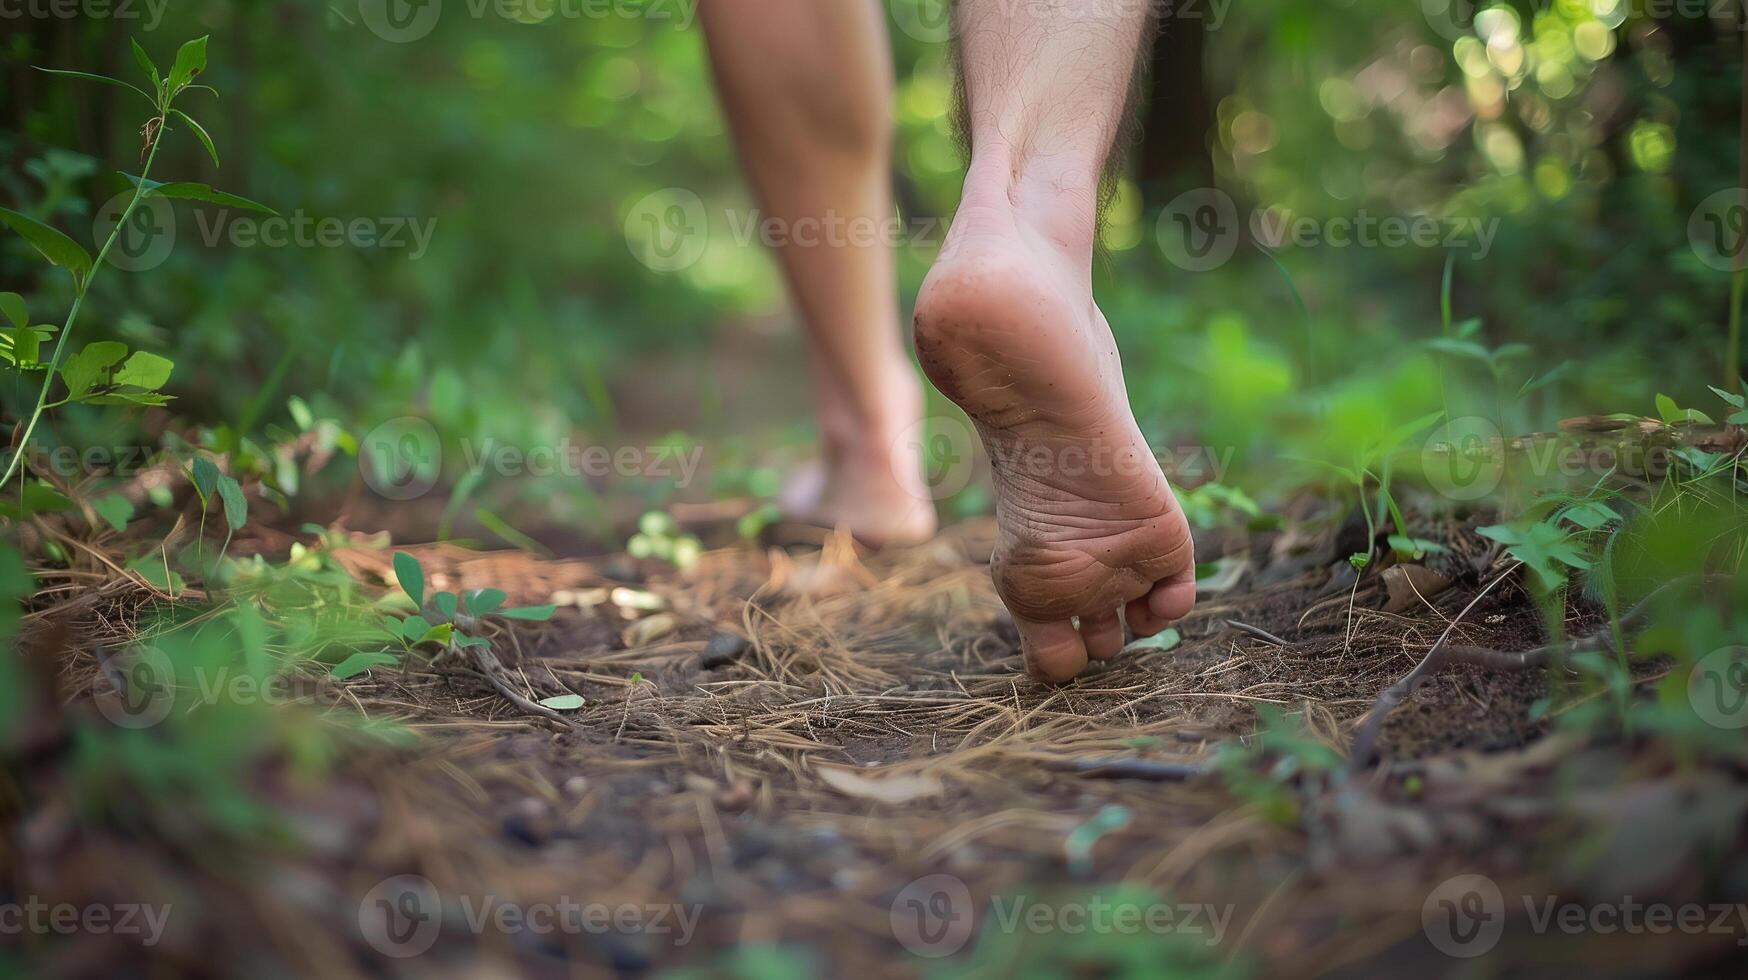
[913,193,1195,681]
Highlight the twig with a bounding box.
[458,639,575,728]
[1350,571,1726,766]
[1349,563,1519,766]
[1041,756,1206,781]
[1225,620,1292,648]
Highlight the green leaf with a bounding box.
[498,604,556,621]
[1125,627,1181,652]
[59,341,128,399]
[112,350,173,390]
[33,68,154,105]
[1731,409,1748,425]
[465,588,507,616]
[6,328,40,367]
[121,174,276,214]
[537,694,585,710]
[1518,361,1573,398]
[129,37,161,92]
[330,651,399,680]
[0,481,74,520]
[1655,393,1714,425]
[1480,519,1592,592]
[393,551,425,607]
[287,396,314,430]
[126,553,185,593]
[167,35,208,94]
[433,591,458,619]
[418,622,454,646]
[0,208,93,284]
[1387,535,1448,559]
[1709,385,1746,410]
[452,633,490,649]
[189,455,220,505]
[1424,337,1491,362]
[91,493,134,533]
[0,293,26,330]
[83,390,173,407]
[399,615,433,643]
[1559,500,1617,531]
[215,475,247,532]
[168,110,219,169]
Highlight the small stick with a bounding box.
[1225,620,1292,648]
[1350,572,1725,766]
[1042,757,1205,781]
[459,639,576,728]
[1349,563,1519,766]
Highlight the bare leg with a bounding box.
[701,0,936,545]
[914,1,1195,680]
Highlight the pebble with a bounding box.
[701,631,750,669]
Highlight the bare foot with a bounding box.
[913,183,1196,681]
[780,370,938,547]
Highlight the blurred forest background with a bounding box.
[3,0,1743,539]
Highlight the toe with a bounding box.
[1078,611,1125,661]
[1146,572,1198,623]
[1125,595,1170,637]
[1014,617,1089,683]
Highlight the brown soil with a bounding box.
[14,512,1746,980]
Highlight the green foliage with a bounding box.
[1211,707,1345,825]
[381,552,555,669]
[1,34,264,497]
[629,510,703,568]
[929,883,1245,980]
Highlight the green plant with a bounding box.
[629,510,703,568]
[0,35,272,496]
[1210,707,1345,826]
[386,551,556,662]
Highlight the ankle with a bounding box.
[817,365,922,466]
[959,150,1100,262]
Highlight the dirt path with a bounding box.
[21,514,1745,978]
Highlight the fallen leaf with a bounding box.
[1382,564,1454,613]
[621,612,677,648]
[816,765,943,804]
[611,587,666,612]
